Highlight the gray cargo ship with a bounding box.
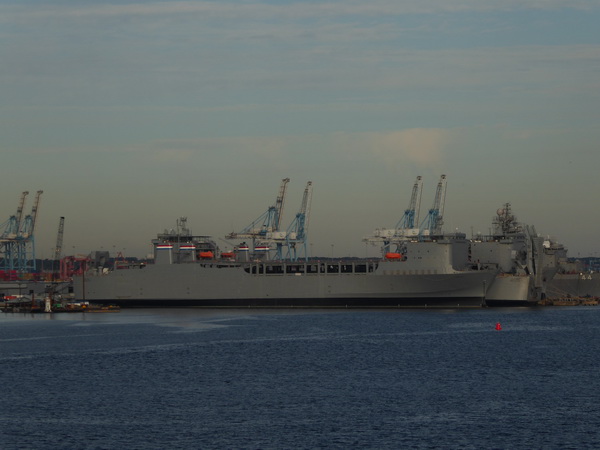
[73,224,498,308]
[72,178,562,308]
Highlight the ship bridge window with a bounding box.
[355,264,367,273]
[341,264,353,273]
[266,265,284,274]
[306,264,319,274]
[286,265,304,274]
[248,265,265,274]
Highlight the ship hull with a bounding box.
[547,273,600,299]
[484,275,538,307]
[74,261,496,309]
[87,297,485,308]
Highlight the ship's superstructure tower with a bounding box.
[0,190,43,276]
[152,217,218,265]
[492,203,523,235]
[471,203,546,302]
[472,203,531,273]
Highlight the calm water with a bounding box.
[1,306,600,449]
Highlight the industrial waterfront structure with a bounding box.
[226,178,313,261]
[0,191,43,277]
[363,174,448,253]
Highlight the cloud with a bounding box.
[368,128,457,166]
[107,130,456,173]
[316,129,458,169]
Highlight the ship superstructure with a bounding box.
[470,203,545,305]
[152,217,220,265]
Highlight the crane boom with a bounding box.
[419,174,447,236]
[19,190,43,238]
[226,178,290,240]
[299,181,312,220]
[274,177,290,231]
[363,176,425,252]
[284,181,313,261]
[52,216,65,279]
[1,190,42,274]
[14,191,29,237]
[437,176,447,221]
[2,191,29,239]
[288,181,313,240]
[395,176,422,230]
[29,190,43,235]
[54,217,65,263]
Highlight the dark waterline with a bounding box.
[2,307,600,449]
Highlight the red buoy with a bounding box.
[495,322,502,331]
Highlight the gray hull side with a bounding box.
[547,273,600,298]
[483,275,537,306]
[74,264,496,308]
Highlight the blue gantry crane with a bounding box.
[363,176,423,253]
[1,190,43,274]
[364,175,447,255]
[395,175,423,231]
[226,179,314,261]
[284,181,313,261]
[226,178,290,258]
[419,174,447,237]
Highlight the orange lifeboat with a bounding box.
[221,252,235,259]
[199,251,214,259]
[385,252,402,260]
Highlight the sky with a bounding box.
[1,0,599,259]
